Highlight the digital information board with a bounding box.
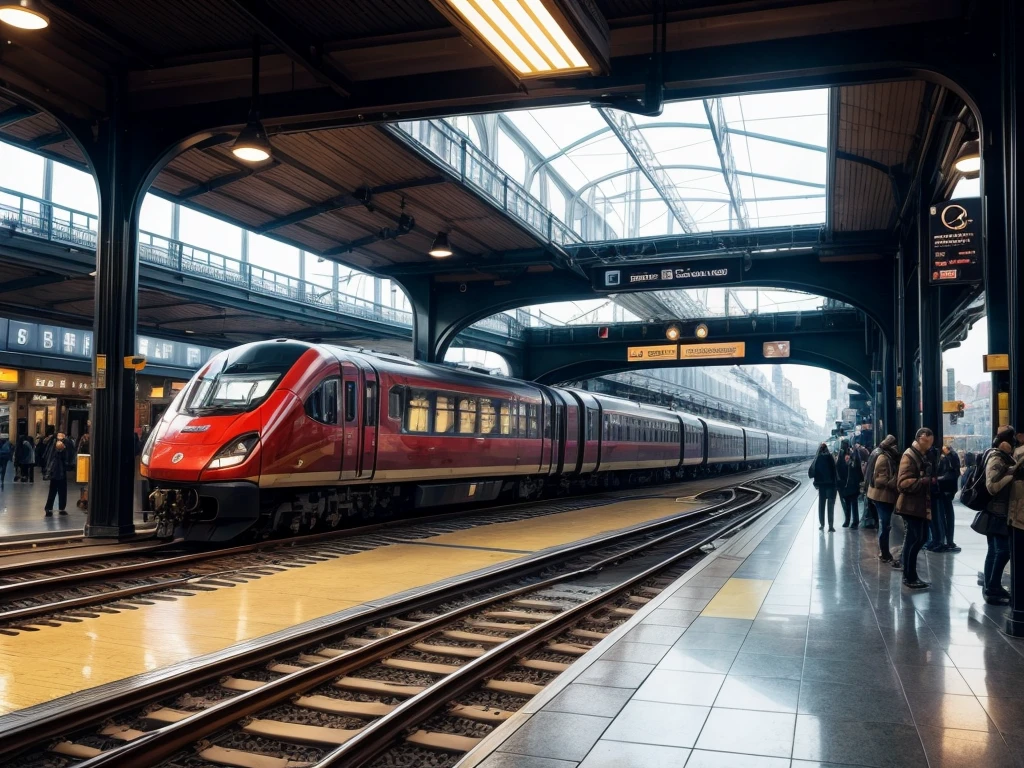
[592,257,743,293]
[929,197,983,284]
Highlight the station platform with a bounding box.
[0,476,147,539]
[0,485,712,717]
[465,483,1024,768]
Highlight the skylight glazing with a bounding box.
[431,87,828,241]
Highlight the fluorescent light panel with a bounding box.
[448,0,590,76]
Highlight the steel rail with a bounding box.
[0,483,750,758]
[70,482,782,768]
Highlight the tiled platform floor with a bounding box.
[0,474,147,537]
[472,484,1024,768]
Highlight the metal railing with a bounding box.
[0,185,526,340]
[389,120,583,250]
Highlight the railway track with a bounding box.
[0,474,798,768]
[0,467,794,632]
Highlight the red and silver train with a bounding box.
[141,340,816,541]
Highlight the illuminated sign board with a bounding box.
[592,257,743,293]
[0,317,217,371]
[680,342,746,360]
[983,354,1010,372]
[929,198,982,284]
[762,341,791,359]
[25,370,93,395]
[627,345,679,362]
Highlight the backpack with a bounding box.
[960,449,994,511]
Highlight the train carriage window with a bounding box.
[304,378,339,425]
[458,398,478,434]
[388,386,403,420]
[527,403,539,438]
[480,398,498,435]
[434,394,455,434]
[344,381,356,422]
[586,410,594,441]
[405,390,430,433]
[365,382,377,426]
[500,401,512,435]
[518,402,527,435]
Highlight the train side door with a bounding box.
[340,361,364,480]
[360,367,378,480]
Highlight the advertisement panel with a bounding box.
[627,345,679,362]
[679,342,746,360]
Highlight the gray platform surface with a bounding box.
[0,473,147,538]
[464,484,1024,768]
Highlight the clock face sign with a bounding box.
[928,197,981,284]
[940,204,969,231]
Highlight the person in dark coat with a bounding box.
[981,426,1021,604]
[896,427,935,589]
[808,443,838,532]
[0,435,11,491]
[960,452,977,490]
[836,439,863,529]
[857,441,878,529]
[933,444,961,552]
[43,432,75,516]
[15,435,35,483]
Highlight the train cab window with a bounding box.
[500,401,512,435]
[405,390,430,433]
[527,404,539,438]
[434,394,455,434]
[344,381,356,422]
[364,382,377,426]
[305,378,339,425]
[458,398,478,434]
[480,399,498,435]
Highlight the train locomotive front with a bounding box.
[142,340,321,541]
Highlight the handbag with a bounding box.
[970,509,1009,536]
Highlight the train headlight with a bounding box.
[207,433,260,470]
[140,424,162,467]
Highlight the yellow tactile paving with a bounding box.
[699,578,774,619]
[0,543,517,715]
[425,497,700,552]
[0,493,699,716]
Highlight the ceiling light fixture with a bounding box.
[695,323,709,340]
[232,37,272,163]
[665,324,680,341]
[953,136,980,178]
[432,0,609,79]
[428,231,453,258]
[0,0,49,30]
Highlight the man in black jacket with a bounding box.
[43,432,75,516]
[809,443,838,532]
[933,443,962,552]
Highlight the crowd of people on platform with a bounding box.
[809,426,1023,603]
[0,427,81,516]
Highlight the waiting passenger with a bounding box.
[932,444,961,552]
[0,434,10,491]
[980,426,1020,604]
[857,441,878,529]
[1007,440,1024,594]
[16,435,35,484]
[896,427,935,589]
[809,443,838,532]
[961,452,977,490]
[43,432,75,517]
[836,439,863,529]
[868,434,901,567]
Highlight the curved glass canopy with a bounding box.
[441,88,828,241]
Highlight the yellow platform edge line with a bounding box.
[700,577,774,620]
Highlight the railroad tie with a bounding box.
[449,704,514,723]
[382,657,461,675]
[294,695,395,718]
[242,719,362,746]
[483,610,559,621]
[405,730,482,753]
[197,744,314,768]
[333,676,426,697]
[411,642,485,658]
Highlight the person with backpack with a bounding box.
[0,434,11,491]
[836,439,863,528]
[808,443,838,531]
[896,427,935,589]
[868,434,901,566]
[978,426,1022,604]
[961,452,976,491]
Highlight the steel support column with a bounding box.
[85,86,155,538]
[898,246,920,446]
[882,337,897,441]
[1002,0,1024,637]
[918,193,942,446]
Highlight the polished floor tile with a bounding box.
[574,660,654,690]
[713,674,799,713]
[601,700,709,748]
[656,647,738,674]
[499,712,612,762]
[600,641,671,665]
[917,725,1016,768]
[728,651,804,680]
[893,663,974,695]
[544,684,635,718]
[792,716,928,768]
[479,753,579,768]
[634,670,725,706]
[578,740,689,767]
[693,708,795,758]
[797,679,914,724]
[686,750,790,768]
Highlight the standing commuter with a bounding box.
[896,427,935,589]
[961,452,976,490]
[809,443,838,532]
[37,428,54,481]
[16,434,35,484]
[923,445,944,551]
[860,441,880,529]
[934,444,961,552]
[868,434,901,566]
[0,434,10,491]
[980,426,1020,604]
[43,432,74,517]
[836,439,863,529]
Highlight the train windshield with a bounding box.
[185,373,280,415]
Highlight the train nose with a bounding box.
[147,441,220,481]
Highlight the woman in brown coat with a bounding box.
[982,426,1021,604]
[896,427,934,589]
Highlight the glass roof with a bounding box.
[442,88,828,241]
